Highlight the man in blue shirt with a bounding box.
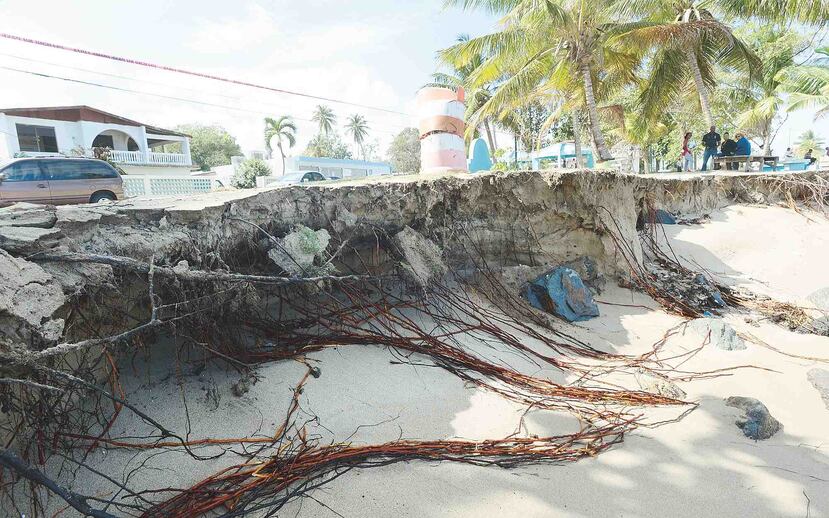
[733,132,751,170]
[701,125,721,171]
[735,133,751,155]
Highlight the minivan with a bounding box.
[0,157,124,207]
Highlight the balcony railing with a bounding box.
[109,150,191,167]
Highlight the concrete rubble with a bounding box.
[687,318,747,351]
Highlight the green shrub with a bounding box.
[231,159,272,189]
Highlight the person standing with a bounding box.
[824,146,829,158]
[701,125,721,171]
[681,132,693,172]
[719,132,737,170]
[784,147,794,159]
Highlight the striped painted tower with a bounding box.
[416,87,467,173]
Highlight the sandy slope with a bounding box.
[49,205,829,518]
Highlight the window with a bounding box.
[92,135,115,149]
[16,124,58,153]
[42,160,118,180]
[85,162,119,179]
[298,165,320,172]
[0,161,45,182]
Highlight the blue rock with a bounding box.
[525,267,600,322]
[725,396,781,440]
[468,138,492,173]
[654,209,677,225]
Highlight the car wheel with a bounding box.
[90,191,116,203]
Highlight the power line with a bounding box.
[0,32,411,117]
[0,52,413,134]
[0,65,409,137]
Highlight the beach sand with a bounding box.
[51,204,829,517]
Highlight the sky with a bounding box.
[0,0,825,159]
[0,0,498,159]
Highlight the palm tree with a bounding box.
[794,130,826,156]
[312,105,336,136]
[432,34,498,153]
[442,0,638,162]
[730,25,806,156]
[345,114,370,159]
[610,1,760,127]
[263,116,297,175]
[779,46,829,121]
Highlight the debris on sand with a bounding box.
[687,318,747,351]
[643,264,726,314]
[526,266,600,322]
[725,396,781,440]
[807,369,829,410]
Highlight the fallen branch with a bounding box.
[0,449,118,518]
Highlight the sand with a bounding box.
[47,204,829,518]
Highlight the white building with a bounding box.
[0,106,192,175]
[283,156,392,179]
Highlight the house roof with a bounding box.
[0,105,189,138]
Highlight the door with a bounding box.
[0,160,52,206]
[40,160,91,205]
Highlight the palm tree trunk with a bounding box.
[685,48,714,127]
[278,143,286,176]
[580,63,612,161]
[572,110,583,168]
[762,119,773,157]
[483,120,496,154]
[643,145,651,174]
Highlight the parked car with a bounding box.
[274,171,328,185]
[0,157,124,207]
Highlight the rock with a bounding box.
[267,225,333,277]
[797,316,829,336]
[394,227,447,286]
[688,318,746,351]
[725,396,781,440]
[231,378,250,397]
[173,260,190,275]
[0,249,66,344]
[526,266,599,322]
[806,287,829,311]
[0,226,62,253]
[807,369,829,410]
[635,369,686,399]
[0,204,57,228]
[653,209,677,225]
[561,256,606,294]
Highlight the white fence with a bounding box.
[123,175,218,197]
[109,150,191,166]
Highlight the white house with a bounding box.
[0,106,192,176]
